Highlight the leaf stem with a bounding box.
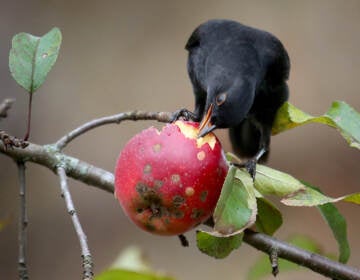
[24,93,33,141]
[178,234,189,247]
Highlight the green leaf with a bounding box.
[281,182,351,263]
[196,230,243,259]
[325,101,360,149]
[272,101,360,149]
[95,269,174,280]
[301,182,351,263]
[343,193,360,204]
[255,198,282,235]
[96,246,174,280]
[247,235,324,280]
[110,246,151,272]
[318,203,350,263]
[254,165,305,197]
[281,185,360,206]
[281,186,334,206]
[9,27,62,93]
[212,166,257,236]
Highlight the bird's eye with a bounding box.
[215,93,227,106]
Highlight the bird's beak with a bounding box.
[198,103,217,138]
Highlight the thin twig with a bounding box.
[54,111,172,150]
[0,98,15,119]
[57,167,93,280]
[243,229,360,280]
[17,161,29,280]
[269,247,279,277]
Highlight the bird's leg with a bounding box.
[170,108,199,123]
[233,118,269,180]
[233,146,266,181]
[245,146,266,180]
[245,118,270,180]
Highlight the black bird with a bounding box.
[174,19,290,177]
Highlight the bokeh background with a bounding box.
[1,0,360,279]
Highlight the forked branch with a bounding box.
[1,111,360,280]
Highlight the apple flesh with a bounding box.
[114,121,228,236]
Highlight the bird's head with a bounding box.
[198,78,255,138]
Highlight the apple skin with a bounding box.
[115,121,228,236]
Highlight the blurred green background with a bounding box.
[1,0,360,279]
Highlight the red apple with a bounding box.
[114,120,228,236]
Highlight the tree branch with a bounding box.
[57,167,93,280]
[2,111,360,280]
[54,111,172,150]
[243,229,360,280]
[0,141,114,193]
[17,161,29,280]
[0,98,15,119]
[0,131,28,150]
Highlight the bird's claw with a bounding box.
[245,159,257,181]
[170,108,197,123]
[231,158,257,181]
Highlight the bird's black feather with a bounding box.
[185,19,290,162]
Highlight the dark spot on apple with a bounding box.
[145,223,156,231]
[153,179,164,189]
[136,182,149,195]
[173,210,185,219]
[144,190,161,205]
[136,182,162,210]
[200,191,208,202]
[173,195,185,207]
[191,208,204,219]
[149,205,169,220]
